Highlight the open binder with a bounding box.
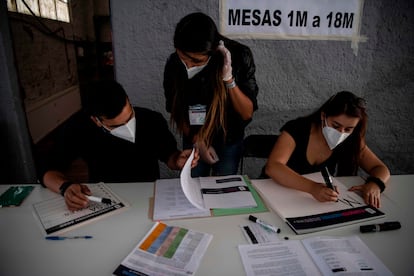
[151,149,267,220]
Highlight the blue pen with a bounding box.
[45,236,93,240]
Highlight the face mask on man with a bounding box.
[181,57,210,79]
[99,116,136,143]
[322,119,350,150]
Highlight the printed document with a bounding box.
[33,183,129,235]
[238,235,393,276]
[113,221,212,276]
[180,149,257,209]
[153,178,211,220]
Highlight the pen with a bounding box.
[86,195,112,204]
[45,235,93,240]
[360,221,401,233]
[321,166,334,190]
[249,215,280,233]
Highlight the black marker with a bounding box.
[243,226,258,244]
[321,166,334,190]
[360,221,401,233]
[249,215,280,233]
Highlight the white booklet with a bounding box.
[238,235,393,276]
[153,178,211,221]
[252,173,385,234]
[180,149,257,210]
[113,221,212,276]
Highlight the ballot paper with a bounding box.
[33,183,128,235]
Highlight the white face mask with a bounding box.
[181,58,210,79]
[322,119,350,150]
[101,116,136,143]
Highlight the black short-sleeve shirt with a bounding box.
[281,117,337,175]
[38,107,178,183]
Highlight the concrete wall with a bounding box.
[1,1,37,183]
[110,0,414,178]
[2,1,110,182]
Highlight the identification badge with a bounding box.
[189,105,207,125]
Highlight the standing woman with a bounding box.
[164,12,259,176]
[265,91,390,208]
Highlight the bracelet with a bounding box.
[225,79,236,89]
[365,176,385,193]
[59,181,75,196]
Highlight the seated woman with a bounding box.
[265,91,390,208]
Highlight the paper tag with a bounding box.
[189,105,206,125]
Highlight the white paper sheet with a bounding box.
[239,241,321,276]
[240,221,281,244]
[153,179,211,220]
[33,183,129,235]
[302,236,393,275]
[179,148,206,210]
[199,175,257,209]
[239,235,393,276]
[114,221,213,276]
[253,172,368,219]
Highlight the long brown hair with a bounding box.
[170,12,228,146]
[311,91,367,175]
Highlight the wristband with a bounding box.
[59,181,75,196]
[365,176,385,193]
[225,79,236,89]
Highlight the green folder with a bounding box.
[211,176,268,216]
[0,186,34,207]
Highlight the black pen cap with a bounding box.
[248,215,258,222]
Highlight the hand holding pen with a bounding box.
[63,183,112,211]
[62,182,92,211]
[311,167,339,202]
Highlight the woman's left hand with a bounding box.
[348,182,381,208]
[217,40,233,81]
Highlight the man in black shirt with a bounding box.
[39,80,198,210]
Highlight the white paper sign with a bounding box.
[220,0,365,40]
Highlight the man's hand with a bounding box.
[63,183,92,211]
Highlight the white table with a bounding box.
[0,175,413,276]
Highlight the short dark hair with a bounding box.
[174,12,221,53]
[83,80,128,119]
